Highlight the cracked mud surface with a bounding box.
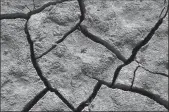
[1,0,168,111]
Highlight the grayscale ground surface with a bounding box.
[1,0,168,111]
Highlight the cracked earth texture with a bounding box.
[1,0,168,111]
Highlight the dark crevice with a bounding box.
[75,82,102,112]
[142,66,168,78]
[135,60,168,78]
[22,88,49,112]
[0,0,73,20]
[36,0,86,59]
[78,25,127,63]
[85,75,169,110]
[23,11,76,111]
[130,66,139,89]
[111,5,168,86]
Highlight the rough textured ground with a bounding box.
[1,0,168,111]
